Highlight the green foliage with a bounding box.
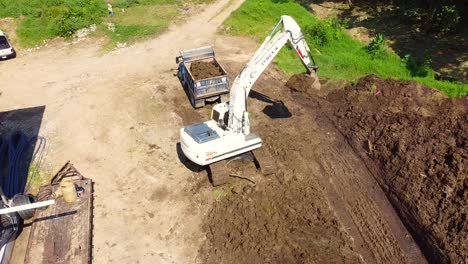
[1,0,213,47]
[222,0,467,97]
[403,54,434,78]
[112,0,181,8]
[106,23,160,43]
[1,0,105,46]
[52,2,104,38]
[365,34,386,58]
[434,5,461,34]
[305,17,342,47]
[102,4,177,46]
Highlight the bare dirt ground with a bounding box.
[0,0,246,263]
[321,75,467,263]
[0,0,457,263]
[197,58,427,263]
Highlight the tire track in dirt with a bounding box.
[199,58,427,263]
[293,93,427,264]
[313,145,405,263]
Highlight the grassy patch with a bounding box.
[0,0,214,48]
[102,4,178,45]
[222,0,467,97]
[26,162,53,195]
[1,0,106,47]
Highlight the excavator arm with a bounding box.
[227,15,319,134]
[179,15,320,167]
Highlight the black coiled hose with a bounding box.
[0,132,30,198]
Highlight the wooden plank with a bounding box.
[24,178,92,264]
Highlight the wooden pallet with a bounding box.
[24,162,93,264]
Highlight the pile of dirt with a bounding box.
[322,75,467,263]
[285,74,319,93]
[199,173,362,264]
[190,60,224,80]
[198,68,428,263]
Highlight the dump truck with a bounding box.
[176,46,229,108]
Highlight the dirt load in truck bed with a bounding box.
[321,75,467,264]
[190,60,224,80]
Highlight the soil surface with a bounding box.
[190,60,224,80]
[1,0,462,262]
[200,174,362,264]
[285,74,319,93]
[198,61,426,263]
[0,1,247,263]
[319,75,467,264]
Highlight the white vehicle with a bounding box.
[0,31,16,60]
[180,15,320,170]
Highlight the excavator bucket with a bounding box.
[309,71,321,90]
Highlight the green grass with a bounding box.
[0,0,213,48]
[1,0,106,46]
[103,4,178,45]
[222,0,467,97]
[26,162,53,195]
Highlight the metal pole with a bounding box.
[0,200,55,215]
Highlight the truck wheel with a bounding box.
[190,95,196,108]
[194,99,205,108]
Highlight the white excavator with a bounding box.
[179,16,320,181]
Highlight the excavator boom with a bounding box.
[227,15,319,133]
[179,15,319,166]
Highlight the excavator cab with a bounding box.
[211,102,229,130]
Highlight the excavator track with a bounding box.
[253,148,276,176]
[208,161,230,187]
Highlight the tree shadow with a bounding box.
[298,0,467,82]
[249,90,292,119]
[296,0,351,12]
[340,1,466,82]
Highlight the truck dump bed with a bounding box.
[177,46,229,108]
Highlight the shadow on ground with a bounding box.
[176,143,205,173]
[0,106,45,197]
[250,90,292,119]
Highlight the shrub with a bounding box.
[403,54,433,78]
[365,34,386,58]
[305,17,342,47]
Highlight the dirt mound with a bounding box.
[323,75,467,263]
[199,174,362,264]
[285,74,319,93]
[190,60,224,80]
[198,69,427,263]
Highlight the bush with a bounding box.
[403,54,434,78]
[305,17,342,47]
[52,2,104,38]
[2,0,105,45]
[365,34,386,58]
